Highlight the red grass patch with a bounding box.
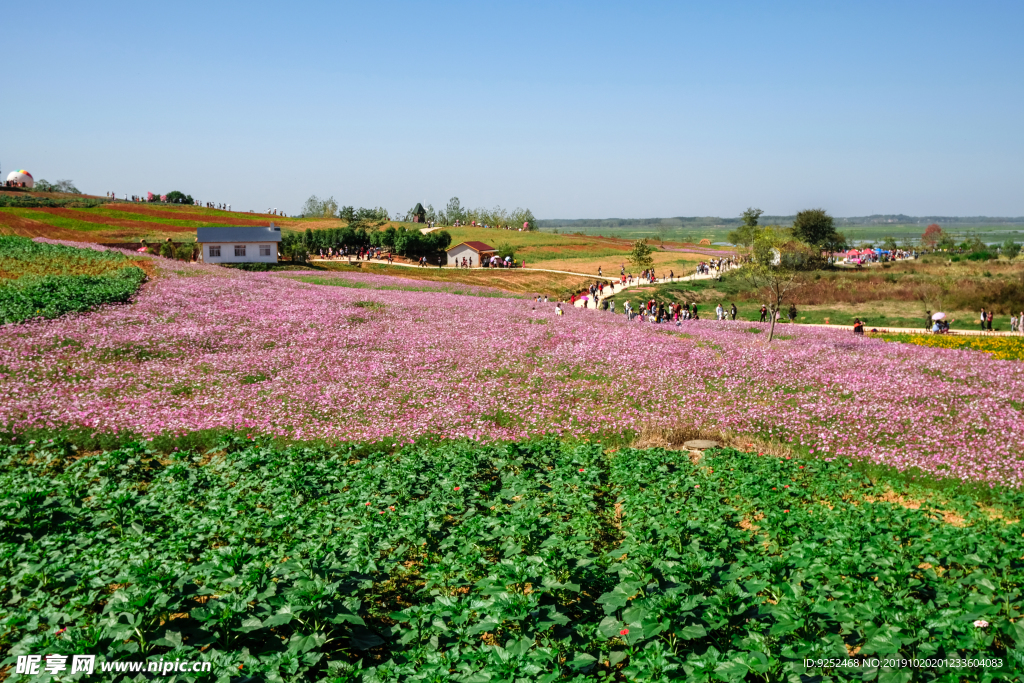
[30,208,195,232]
[0,212,96,241]
[103,204,280,226]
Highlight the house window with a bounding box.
[260,245,272,256]
[208,245,221,257]
[234,245,246,257]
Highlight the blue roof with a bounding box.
[196,225,282,242]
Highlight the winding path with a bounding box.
[307,258,1019,338]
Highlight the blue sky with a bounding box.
[5,1,1022,218]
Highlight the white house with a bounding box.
[446,240,497,267]
[197,225,282,264]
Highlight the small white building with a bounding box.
[197,225,281,264]
[446,240,497,267]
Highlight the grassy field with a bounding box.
[604,257,1024,330]
[314,261,596,298]
[443,226,706,277]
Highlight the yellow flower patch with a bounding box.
[871,333,1024,361]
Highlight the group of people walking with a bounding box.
[569,280,612,308]
[695,257,735,276]
[1012,312,1024,333]
[981,308,1024,333]
[317,246,391,262]
[102,192,233,212]
[620,300,718,324]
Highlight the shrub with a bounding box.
[165,190,194,205]
[0,267,145,323]
[174,243,196,261]
[1002,239,1021,260]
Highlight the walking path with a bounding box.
[568,268,732,308]
[307,259,1021,338]
[308,257,623,280]
[801,323,1020,338]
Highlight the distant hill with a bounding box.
[538,215,1024,229]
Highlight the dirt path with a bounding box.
[800,322,1021,338]
[307,257,733,307]
[569,267,730,309]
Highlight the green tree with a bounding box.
[339,206,355,222]
[518,208,537,231]
[301,195,338,218]
[627,239,654,272]
[54,179,81,194]
[962,233,986,253]
[741,227,808,342]
[742,207,764,226]
[165,191,193,205]
[728,207,763,248]
[792,209,837,249]
[290,243,308,263]
[430,230,452,252]
[882,236,898,252]
[496,242,516,261]
[301,195,322,217]
[174,243,196,261]
[823,231,848,264]
[1001,239,1021,260]
[446,197,464,224]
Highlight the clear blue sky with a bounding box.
[5,1,1022,218]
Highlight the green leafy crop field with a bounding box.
[2,436,1020,681]
[0,237,147,323]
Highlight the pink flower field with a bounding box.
[2,252,1023,485]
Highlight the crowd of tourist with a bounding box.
[841,248,917,264]
[317,246,392,262]
[101,192,241,212]
[695,257,736,276]
[484,255,521,268]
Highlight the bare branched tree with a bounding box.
[738,226,809,341]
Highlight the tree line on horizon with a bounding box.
[300,195,537,230]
